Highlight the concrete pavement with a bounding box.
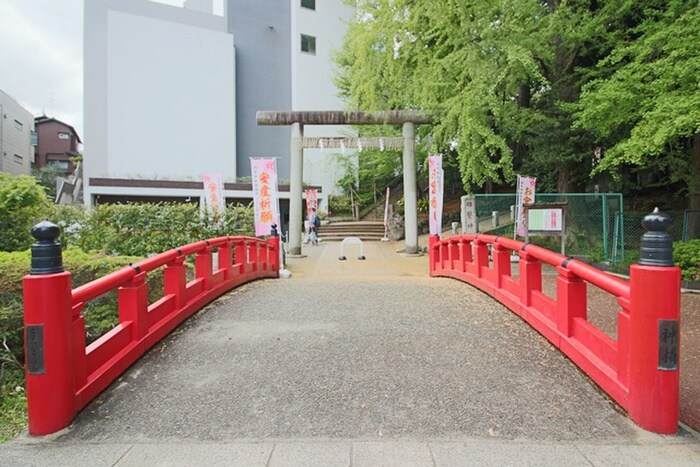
[1,239,699,466]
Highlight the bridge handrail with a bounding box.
[23,229,280,436]
[429,226,680,435]
[71,236,271,304]
[474,234,630,299]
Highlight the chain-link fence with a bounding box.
[469,193,623,263]
[682,210,700,241]
[464,194,700,265]
[434,191,700,265]
[619,210,699,261]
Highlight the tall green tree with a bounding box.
[0,174,50,252]
[574,1,700,207]
[336,0,550,191]
[337,0,696,197]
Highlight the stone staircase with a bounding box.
[317,221,386,242]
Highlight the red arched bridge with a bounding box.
[22,214,680,437]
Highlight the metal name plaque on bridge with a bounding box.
[658,319,679,371]
[26,325,45,374]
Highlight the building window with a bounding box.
[58,132,70,140]
[14,120,23,131]
[301,0,315,10]
[48,160,70,171]
[30,131,38,146]
[301,34,316,54]
[14,154,23,164]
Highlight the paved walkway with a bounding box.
[2,240,700,465]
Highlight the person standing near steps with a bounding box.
[308,208,320,245]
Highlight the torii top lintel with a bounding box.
[256,110,433,126]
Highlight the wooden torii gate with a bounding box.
[256,110,433,256]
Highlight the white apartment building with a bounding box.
[84,0,237,205]
[292,0,357,206]
[83,0,355,226]
[0,89,35,176]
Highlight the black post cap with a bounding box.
[639,208,673,267]
[30,220,64,275]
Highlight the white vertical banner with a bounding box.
[202,173,225,214]
[428,154,444,235]
[383,187,391,227]
[304,189,318,219]
[515,175,537,237]
[251,158,280,236]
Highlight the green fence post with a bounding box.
[602,193,609,262]
[619,194,625,261]
[612,212,619,266]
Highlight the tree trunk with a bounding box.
[687,133,700,239]
[515,84,531,167]
[557,165,571,193]
[691,133,700,211]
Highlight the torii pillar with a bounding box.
[257,110,433,256]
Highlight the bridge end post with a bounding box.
[269,225,280,277]
[628,208,681,434]
[22,221,76,435]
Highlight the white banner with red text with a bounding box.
[428,154,444,236]
[251,158,280,236]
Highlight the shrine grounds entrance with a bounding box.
[256,110,433,256]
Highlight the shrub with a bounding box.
[0,247,147,442]
[0,366,26,443]
[0,251,32,367]
[0,174,51,252]
[73,202,254,256]
[673,239,700,281]
[328,194,353,216]
[47,204,86,249]
[0,249,146,363]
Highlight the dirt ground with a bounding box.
[539,275,699,432]
[678,293,700,431]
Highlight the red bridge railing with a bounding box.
[23,222,280,435]
[428,210,681,434]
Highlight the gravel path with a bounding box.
[56,241,653,443]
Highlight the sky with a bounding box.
[0,1,85,136]
[0,0,201,139]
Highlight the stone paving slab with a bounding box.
[2,439,700,466]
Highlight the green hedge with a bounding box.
[67,203,254,256]
[674,239,700,281]
[0,202,254,369]
[0,249,146,442]
[0,174,51,252]
[0,249,146,364]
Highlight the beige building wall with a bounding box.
[0,89,35,176]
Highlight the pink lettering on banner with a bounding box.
[428,154,444,236]
[202,173,225,214]
[305,189,318,220]
[515,175,537,237]
[251,158,279,236]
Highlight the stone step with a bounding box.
[319,229,386,236]
[318,235,387,242]
[317,221,386,242]
[322,221,385,228]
